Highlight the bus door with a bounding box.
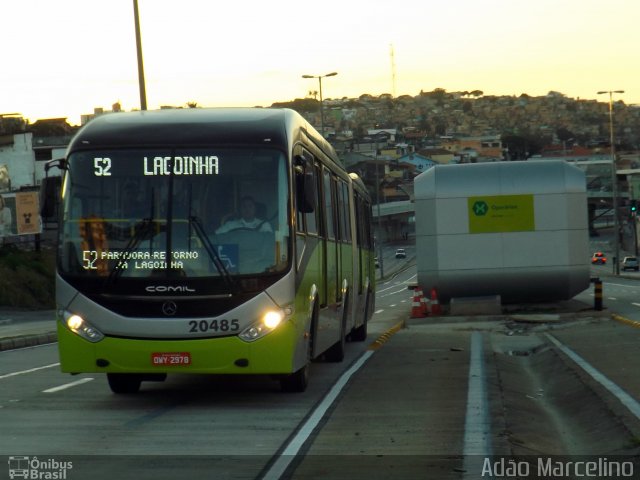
[337,180,351,305]
[323,169,340,310]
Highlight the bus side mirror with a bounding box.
[40,158,66,219]
[40,176,62,218]
[296,171,316,214]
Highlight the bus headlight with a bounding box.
[62,311,104,343]
[239,309,285,342]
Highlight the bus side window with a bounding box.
[295,156,316,211]
[305,163,320,235]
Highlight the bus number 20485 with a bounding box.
[188,319,240,333]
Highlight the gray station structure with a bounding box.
[413,160,590,304]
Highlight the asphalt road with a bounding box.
[2,258,640,479]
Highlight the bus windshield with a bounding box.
[59,147,290,280]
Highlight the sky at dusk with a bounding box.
[4,0,639,125]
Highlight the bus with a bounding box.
[48,108,375,393]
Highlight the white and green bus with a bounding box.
[50,108,375,393]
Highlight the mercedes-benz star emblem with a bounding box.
[162,301,178,316]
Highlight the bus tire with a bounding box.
[107,373,142,394]
[280,363,309,393]
[280,302,316,392]
[325,295,348,362]
[350,291,370,342]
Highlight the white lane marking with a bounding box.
[0,342,57,354]
[390,304,397,308]
[546,334,640,420]
[43,378,94,393]
[632,303,640,308]
[463,332,492,478]
[606,282,638,288]
[263,351,374,480]
[377,283,403,293]
[0,363,59,380]
[378,287,411,298]
[608,297,617,301]
[374,309,384,315]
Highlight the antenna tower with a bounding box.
[390,44,397,97]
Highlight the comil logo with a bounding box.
[145,285,195,293]
[472,200,489,216]
[8,456,73,479]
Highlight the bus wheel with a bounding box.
[280,363,309,393]
[281,308,315,392]
[350,292,370,342]
[107,373,142,394]
[325,300,347,362]
[324,329,345,362]
[350,320,367,342]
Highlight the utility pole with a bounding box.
[597,90,624,274]
[133,0,147,111]
[389,44,397,98]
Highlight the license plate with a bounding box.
[151,352,191,366]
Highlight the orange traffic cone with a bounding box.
[411,289,426,318]
[421,292,431,315]
[414,286,424,303]
[430,287,441,315]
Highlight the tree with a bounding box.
[556,127,575,143]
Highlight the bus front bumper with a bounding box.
[57,320,299,375]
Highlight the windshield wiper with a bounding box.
[189,215,237,293]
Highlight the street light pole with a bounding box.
[133,0,147,111]
[597,90,624,274]
[375,155,384,278]
[302,72,337,137]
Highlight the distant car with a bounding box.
[395,248,406,259]
[591,252,607,264]
[622,256,639,271]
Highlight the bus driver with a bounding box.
[215,196,272,234]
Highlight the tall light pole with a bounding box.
[597,90,624,274]
[133,0,147,111]
[302,72,337,136]
[375,147,384,278]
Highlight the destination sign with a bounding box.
[92,155,220,177]
[81,249,199,271]
[143,156,219,176]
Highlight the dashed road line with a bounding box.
[43,378,94,393]
[0,363,59,380]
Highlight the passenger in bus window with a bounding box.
[216,196,272,233]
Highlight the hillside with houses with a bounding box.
[2,90,640,207]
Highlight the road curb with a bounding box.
[0,332,57,351]
[611,313,640,329]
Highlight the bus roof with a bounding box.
[67,108,336,160]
